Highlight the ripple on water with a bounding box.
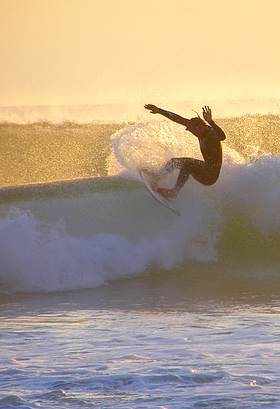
[0,395,27,408]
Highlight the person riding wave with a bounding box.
[144,104,226,199]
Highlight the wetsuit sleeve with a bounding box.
[158,108,189,126]
[209,121,226,141]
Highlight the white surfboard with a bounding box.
[139,169,180,216]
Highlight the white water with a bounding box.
[0,151,279,293]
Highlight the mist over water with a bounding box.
[1,98,280,123]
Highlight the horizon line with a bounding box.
[1,97,280,109]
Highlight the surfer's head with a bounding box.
[185,117,208,137]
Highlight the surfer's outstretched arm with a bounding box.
[144,104,188,127]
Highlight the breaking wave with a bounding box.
[0,118,279,293]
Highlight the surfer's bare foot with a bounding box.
[156,187,177,199]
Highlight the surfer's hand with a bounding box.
[144,104,160,114]
[202,105,213,123]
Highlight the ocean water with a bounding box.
[0,107,279,408]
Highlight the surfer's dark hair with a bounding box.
[188,117,207,127]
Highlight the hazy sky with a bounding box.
[1,0,280,106]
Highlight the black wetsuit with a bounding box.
[164,122,226,187]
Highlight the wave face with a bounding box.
[0,116,279,293]
[0,113,279,186]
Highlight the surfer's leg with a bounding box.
[142,158,184,187]
[175,158,220,190]
[156,158,206,198]
[157,158,187,178]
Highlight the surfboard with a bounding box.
[139,169,180,215]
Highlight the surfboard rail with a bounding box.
[139,168,180,216]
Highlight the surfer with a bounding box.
[144,104,226,198]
